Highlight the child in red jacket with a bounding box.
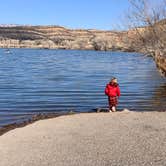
[105,77,120,112]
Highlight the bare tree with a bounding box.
[124,0,166,76]
[126,0,166,55]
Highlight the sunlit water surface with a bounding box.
[0,49,165,126]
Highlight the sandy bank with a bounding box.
[0,111,166,166]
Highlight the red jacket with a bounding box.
[105,83,120,97]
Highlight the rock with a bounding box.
[122,108,131,112]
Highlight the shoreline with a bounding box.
[0,47,136,53]
[0,109,165,137]
[0,112,75,136]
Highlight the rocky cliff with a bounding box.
[154,50,166,77]
[0,25,131,51]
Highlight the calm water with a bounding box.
[0,48,165,126]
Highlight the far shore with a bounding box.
[0,111,166,166]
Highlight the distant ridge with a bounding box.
[0,24,22,27]
[0,24,130,51]
[0,24,66,28]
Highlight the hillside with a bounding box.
[0,25,132,51]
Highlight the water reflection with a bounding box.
[150,83,166,111]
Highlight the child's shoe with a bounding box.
[112,106,116,112]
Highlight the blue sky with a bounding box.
[0,0,131,30]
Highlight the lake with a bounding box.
[0,48,165,126]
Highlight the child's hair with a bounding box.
[110,77,117,82]
[110,77,118,86]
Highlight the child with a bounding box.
[105,77,120,112]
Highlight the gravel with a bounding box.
[0,111,166,166]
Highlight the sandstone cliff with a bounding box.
[0,26,131,51]
[154,50,166,77]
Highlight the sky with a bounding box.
[0,0,131,30]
